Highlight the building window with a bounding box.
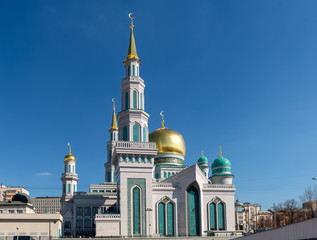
[68,165,70,173]
[137,66,139,76]
[113,171,117,182]
[72,165,74,173]
[9,210,15,214]
[164,172,167,178]
[168,172,171,178]
[128,66,130,76]
[73,184,76,193]
[133,187,141,234]
[76,219,83,230]
[63,184,66,194]
[108,150,112,163]
[132,65,135,76]
[157,198,175,236]
[107,172,111,182]
[68,184,71,193]
[133,91,137,109]
[84,207,91,217]
[17,210,23,214]
[0,210,3,214]
[140,93,143,110]
[123,126,128,141]
[143,127,146,142]
[76,207,83,217]
[208,199,226,231]
[158,202,165,235]
[133,124,139,142]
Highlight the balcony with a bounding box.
[115,141,156,149]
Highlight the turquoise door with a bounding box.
[188,187,200,236]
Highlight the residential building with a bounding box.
[31,197,61,214]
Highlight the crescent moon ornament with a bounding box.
[128,13,135,20]
[112,98,115,103]
[112,98,116,109]
[160,111,164,117]
[68,142,71,154]
[160,111,165,128]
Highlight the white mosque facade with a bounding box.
[60,16,237,238]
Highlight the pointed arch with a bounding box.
[156,197,175,236]
[207,197,226,231]
[132,186,141,234]
[187,183,201,236]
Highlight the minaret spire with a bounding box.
[125,13,139,63]
[109,98,118,131]
[160,111,165,129]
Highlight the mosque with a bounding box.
[60,14,237,238]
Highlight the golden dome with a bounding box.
[149,127,186,156]
[64,153,76,162]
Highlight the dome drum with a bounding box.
[154,153,184,166]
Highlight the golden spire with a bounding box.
[219,146,222,158]
[68,142,72,154]
[160,111,165,128]
[20,184,23,193]
[125,13,139,63]
[109,98,118,131]
[202,151,204,157]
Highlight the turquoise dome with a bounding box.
[211,157,232,176]
[211,157,231,169]
[197,156,208,164]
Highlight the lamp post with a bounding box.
[16,228,19,240]
[146,208,152,237]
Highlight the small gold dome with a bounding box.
[149,127,186,156]
[64,153,76,162]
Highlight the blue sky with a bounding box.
[1,0,317,210]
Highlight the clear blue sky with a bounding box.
[1,0,317,210]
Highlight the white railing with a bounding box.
[152,183,180,189]
[203,184,235,189]
[95,214,120,219]
[75,192,117,196]
[122,76,144,84]
[116,141,156,149]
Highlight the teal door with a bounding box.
[188,187,200,236]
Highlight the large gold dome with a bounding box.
[149,127,186,156]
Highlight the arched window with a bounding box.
[68,184,71,193]
[128,66,131,76]
[125,92,129,110]
[107,172,111,182]
[208,198,226,231]
[73,184,76,193]
[168,172,171,178]
[133,187,141,234]
[68,165,71,173]
[63,184,66,194]
[132,65,135,76]
[210,203,217,230]
[72,165,74,173]
[167,202,174,235]
[123,126,128,141]
[113,171,116,182]
[157,198,175,236]
[164,172,167,178]
[133,124,139,142]
[218,202,225,230]
[158,202,165,235]
[143,127,146,142]
[133,91,137,109]
[137,66,139,76]
[140,93,143,110]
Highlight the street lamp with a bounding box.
[16,228,19,240]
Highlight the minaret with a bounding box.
[105,99,118,182]
[61,142,79,200]
[210,146,234,184]
[117,14,149,142]
[197,151,209,177]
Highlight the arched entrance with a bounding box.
[187,185,200,236]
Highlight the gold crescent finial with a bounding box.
[128,13,135,29]
[160,111,165,128]
[219,145,222,158]
[202,151,204,157]
[112,98,116,110]
[68,142,71,154]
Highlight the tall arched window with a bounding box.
[128,66,131,76]
[132,65,135,76]
[158,202,165,235]
[218,203,225,230]
[72,165,74,173]
[143,127,146,142]
[133,91,137,109]
[68,184,71,193]
[73,184,76,193]
[157,198,175,236]
[140,93,143,110]
[210,203,217,230]
[168,172,171,178]
[137,66,139,76]
[123,126,128,141]
[208,198,226,231]
[133,124,139,142]
[167,202,174,235]
[125,92,129,110]
[133,187,141,234]
[63,184,66,194]
[68,165,71,173]
[164,172,167,178]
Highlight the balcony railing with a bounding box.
[95,213,120,219]
[203,184,235,189]
[115,141,156,149]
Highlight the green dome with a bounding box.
[197,156,208,164]
[211,157,231,169]
[211,157,232,176]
